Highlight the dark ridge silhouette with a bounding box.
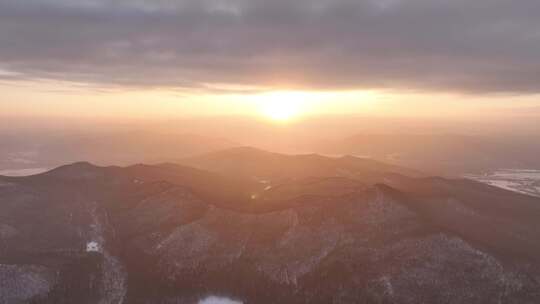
[2,149,540,303]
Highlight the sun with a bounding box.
[262,100,301,121]
[258,91,308,121]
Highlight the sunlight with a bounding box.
[252,90,379,122]
[258,91,309,121]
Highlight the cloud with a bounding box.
[0,0,539,93]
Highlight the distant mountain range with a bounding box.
[2,148,540,303]
[0,131,237,172]
[5,130,540,179]
[315,133,540,175]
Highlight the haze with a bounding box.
[1,0,540,174]
[4,2,540,303]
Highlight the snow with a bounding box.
[493,170,540,180]
[466,169,540,197]
[0,265,56,302]
[380,276,395,297]
[198,296,243,304]
[87,202,127,303]
[0,168,48,177]
[86,241,100,253]
[486,180,520,191]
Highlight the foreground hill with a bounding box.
[1,151,540,303]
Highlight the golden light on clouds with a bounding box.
[0,80,411,120]
[4,79,539,122]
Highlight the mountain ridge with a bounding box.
[2,150,540,303]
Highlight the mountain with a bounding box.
[317,134,540,175]
[0,131,237,173]
[1,150,540,303]
[181,147,422,183]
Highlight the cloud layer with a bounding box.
[1,0,539,93]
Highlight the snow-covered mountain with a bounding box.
[1,149,540,303]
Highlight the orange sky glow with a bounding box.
[2,79,540,122]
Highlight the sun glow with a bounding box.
[257,92,312,121]
[261,100,303,121]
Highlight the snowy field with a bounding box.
[466,169,540,198]
[199,296,243,304]
[0,168,49,177]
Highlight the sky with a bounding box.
[1,0,540,120]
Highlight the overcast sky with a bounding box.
[0,0,539,93]
[1,0,540,120]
